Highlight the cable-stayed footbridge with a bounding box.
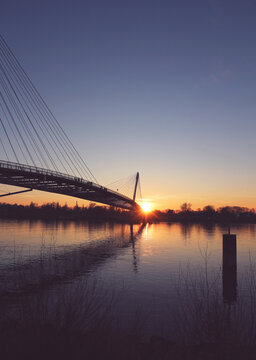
[0,35,141,210]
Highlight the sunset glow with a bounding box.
[140,201,152,213]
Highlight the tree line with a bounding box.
[1,201,256,223]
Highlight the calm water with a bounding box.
[1,219,256,336]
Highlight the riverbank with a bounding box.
[1,320,254,360]
[0,201,143,223]
[1,201,256,224]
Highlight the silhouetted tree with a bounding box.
[203,205,215,214]
[180,203,192,212]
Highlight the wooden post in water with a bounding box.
[222,230,237,304]
[130,224,138,273]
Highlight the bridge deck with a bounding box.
[0,160,140,210]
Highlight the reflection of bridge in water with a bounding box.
[0,35,141,210]
[0,224,145,302]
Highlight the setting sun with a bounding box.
[140,201,152,213]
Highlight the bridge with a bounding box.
[0,35,141,211]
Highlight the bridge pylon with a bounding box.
[133,172,139,202]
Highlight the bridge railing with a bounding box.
[0,160,135,203]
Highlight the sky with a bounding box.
[1,0,256,210]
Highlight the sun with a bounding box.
[140,201,152,213]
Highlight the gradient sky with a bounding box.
[1,0,256,210]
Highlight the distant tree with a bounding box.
[203,205,215,214]
[180,203,192,212]
[218,206,232,214]
[232,206,249,214]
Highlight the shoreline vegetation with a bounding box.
[2,255,256,360]
[1,201,256,223]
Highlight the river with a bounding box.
[0,219,256,340]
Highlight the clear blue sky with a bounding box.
[1,0,256,209]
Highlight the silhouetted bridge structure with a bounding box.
[0,35,141,210]
[0,160,140,210]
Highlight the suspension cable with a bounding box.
[0,35,97,182]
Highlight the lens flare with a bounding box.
[140,201,152,213]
